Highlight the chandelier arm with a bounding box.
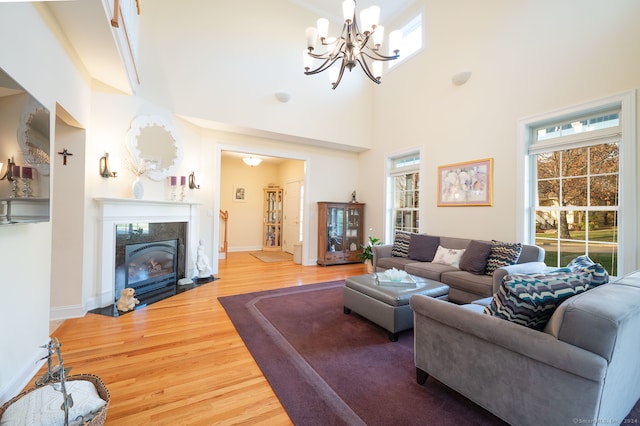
[332,59,348,90]
[308,37,347,60]
[305,55,343,75]
[360,50,400,62]
[356,57,381,84]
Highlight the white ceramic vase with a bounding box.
[132,176,144,199]
[365,259,374,274]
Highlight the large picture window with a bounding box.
[535,141,619,272]
[518,91,637,277]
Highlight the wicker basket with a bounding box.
[0,374,110,425]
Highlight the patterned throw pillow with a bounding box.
[390,231,412,258]
[484,272,593,330]
[432,245,466,268]
[567,255,610,287]
[485,241,523,276]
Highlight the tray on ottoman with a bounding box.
[343,273,449,341]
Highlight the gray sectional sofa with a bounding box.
[410,270,640,425]
[372,234,546,303]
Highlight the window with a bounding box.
[388,14,423,69]
[518,92,637,277]
[387,152,420,236]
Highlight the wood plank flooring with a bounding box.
[41,252,364,425]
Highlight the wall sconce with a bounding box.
[188,171,200,189]
[242,156,262,167]
[452,71,472,86]
[0,157,16,181]
[99,153,118,178]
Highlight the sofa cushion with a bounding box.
[567,255,609,286]
[407,234,440,262]
[405,261,459,281]
[376,256,417,271]
[484,271,593,330]
[391,231,411,258]
[459,240,492,274]
[432,246,465,268]
[485,241,523,276]
[441,271,493,299]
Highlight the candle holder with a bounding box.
[10,178,18,198]
[180,184,186,201]
[21,177,33,198]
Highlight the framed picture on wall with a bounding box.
[233,185,247,202]
[437,158,493,206]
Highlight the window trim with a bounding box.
[387,12,424,72]
[385,147,422,243]
[516,90,637,275]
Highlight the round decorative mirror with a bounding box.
[126,115,182,181]
[17,97,51,176]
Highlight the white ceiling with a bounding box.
[289,0,414,24]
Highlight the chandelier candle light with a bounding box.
[304,0,401,89]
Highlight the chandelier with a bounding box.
[303,0,401,89]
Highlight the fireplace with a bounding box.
[113,221,187,307]
[94,198,200,312]
[124,239,178,295]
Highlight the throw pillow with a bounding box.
[485,241,523,276]
[407,234,440,262]
[567,255,610,287]
[459,240,493,275]
[390,231,412,258]
[432,245,466,268]
[483,271,592,330]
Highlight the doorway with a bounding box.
[283,179,303,254]
[218,150,305,257]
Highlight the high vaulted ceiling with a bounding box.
[289,0,414,25]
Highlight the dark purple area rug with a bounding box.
[219,281,640,426]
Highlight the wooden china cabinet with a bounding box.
[317,202,365,266]
[263,187,283,251]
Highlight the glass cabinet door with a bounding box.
[327,207,343,252]
[345,207,361,251]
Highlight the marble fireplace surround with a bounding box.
[95,198,199,308]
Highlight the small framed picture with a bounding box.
[437,158,493,206]
[233,185,247,202]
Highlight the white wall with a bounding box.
[360,0,640,247]
[0,2,91,403]
[137,0,375,151]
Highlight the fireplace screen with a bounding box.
[124,239,178,295]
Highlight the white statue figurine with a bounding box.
[196,240,212,278]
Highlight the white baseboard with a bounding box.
[50,304,85,321]
[229,246,262,252]
[0,345,47,405]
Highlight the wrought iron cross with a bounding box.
[58,149,73,165]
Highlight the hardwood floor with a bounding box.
[42,252,364,425]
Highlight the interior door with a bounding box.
[283,179,303,253]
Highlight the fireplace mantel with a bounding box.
[94,198,200,308]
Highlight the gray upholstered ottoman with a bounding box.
[343,274,449,341]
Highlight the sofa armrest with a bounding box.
[372,244,393,270]
[409,294,606,382]
[491,261,547,294]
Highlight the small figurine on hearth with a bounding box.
[196,240,212,279]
